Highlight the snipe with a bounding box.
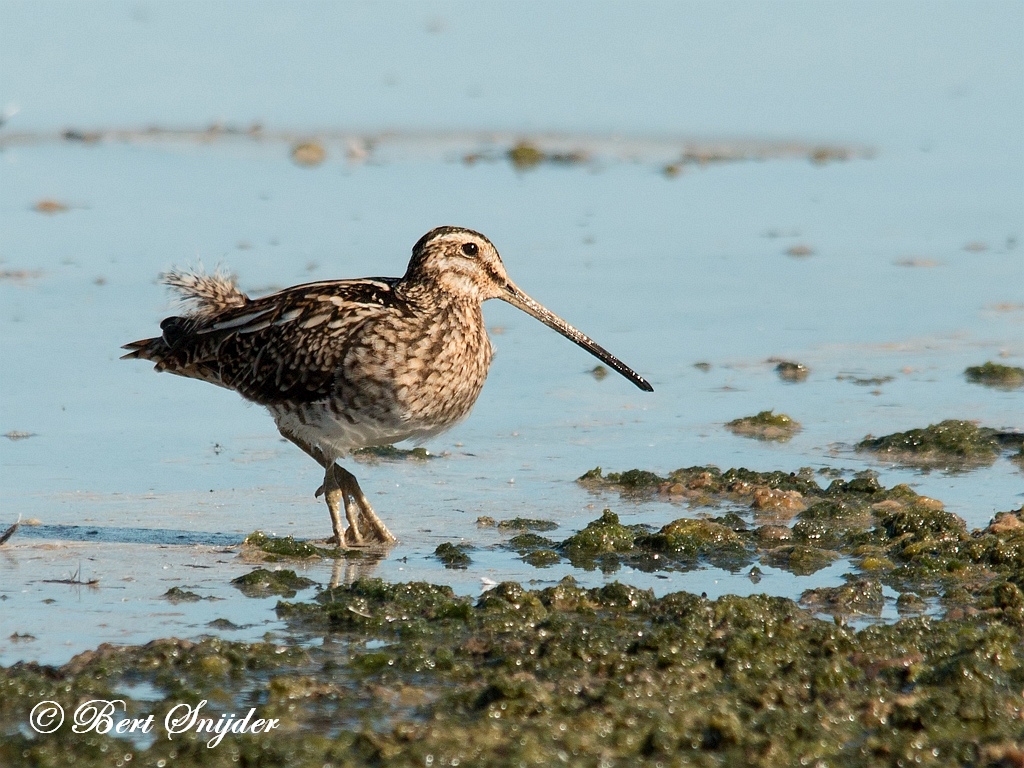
[123,226,652,547]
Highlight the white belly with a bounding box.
[269,401,461,463]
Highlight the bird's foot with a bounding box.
[319,463,395,548]
[355,505,397,545]
[335,465,396,546]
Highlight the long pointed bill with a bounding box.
[501,281,654,392]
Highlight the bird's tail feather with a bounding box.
[120,336,167,363]
[162,267,249,319]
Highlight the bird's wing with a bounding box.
[138,277,405,405]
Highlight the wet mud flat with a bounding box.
[4,454,1024,768]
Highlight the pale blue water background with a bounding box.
[0,1,1022,664]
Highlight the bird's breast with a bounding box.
[337,301,493,433]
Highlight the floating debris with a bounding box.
[507,141,544,169]
[3,431,36,441]
[0,270,43,282]
[809,146,854,164]
[507,141,588,170]
[43,565,98,587]
[894,258,942,268]
[290,141,326,167]
[772,360,809,382]
[33,199,69,214]
[837,374,895,386]
[62,129,102,143]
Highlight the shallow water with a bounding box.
[1,1,1021,666]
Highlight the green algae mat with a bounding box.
[4,464,1024,767]
[3,579,1024,767]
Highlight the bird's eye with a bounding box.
[460,242,479,257]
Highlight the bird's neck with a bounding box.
[398,282,477,316]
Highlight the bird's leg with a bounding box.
[280,430,350,548]
[278,429,395,547]
[333,465,397,545]
[319,463,349,548]
[331,464,366,546]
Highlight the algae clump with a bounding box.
[774,360,810,382]
[434,542,472,569]
[964,361,1024,389]
[800,578,884,617]
[635,518,751,569]
[507,141,545,169]
[161,586,203,603]
[231,568,316,598]
[352,444,431,462]
[243,531,346,560]
[857,419,1002,468]
[726,410,801,441]
[496,517,558,532]
[559,509,645,570]
[760,544,840,575]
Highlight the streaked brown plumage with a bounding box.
[123,226,652,547]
